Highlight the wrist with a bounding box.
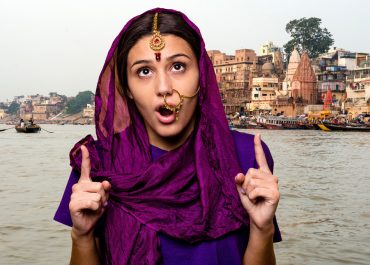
[249,220,274,239]
[71,228,95,245]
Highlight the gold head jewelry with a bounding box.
[163,87,200,121]
[149,13,165,62]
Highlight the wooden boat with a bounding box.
[256,116,302,130]
[322,123,370,132]
[15,124,41,133]
[233,123,264,129]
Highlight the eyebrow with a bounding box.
[130,53,191,69]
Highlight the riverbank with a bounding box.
[0,112,93,125]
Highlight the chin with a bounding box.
[155,124,185,138]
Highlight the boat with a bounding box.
[233,123,264,129]
[321,122,370,132]
[15,124,41,133]
[256,116,303,130]
[317,123,330,131]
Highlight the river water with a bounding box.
[0,125,369,265]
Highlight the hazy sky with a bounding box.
[1,0,369,102]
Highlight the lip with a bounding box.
[155,109,176,124]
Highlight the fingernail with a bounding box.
[103,201,108,207]
[239,187,246,195]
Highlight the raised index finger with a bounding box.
[79,145,92,183]
[254,134,271,173]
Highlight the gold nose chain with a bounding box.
[163,87,200,120]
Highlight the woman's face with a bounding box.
[126,34,199,150]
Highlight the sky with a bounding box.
[0,0,369,102]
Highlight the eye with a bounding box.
[171,62,185,72]
[137,67,152,77]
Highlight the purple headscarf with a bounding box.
[70,8,248,264]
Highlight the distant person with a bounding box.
[54,8,281,265]
[29,117,34,125]
[20,119,24,128]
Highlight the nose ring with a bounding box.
[163,87,200,121]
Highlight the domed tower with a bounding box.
[283,47,301,95]
[262,61,274,77]
[291,51,317,104]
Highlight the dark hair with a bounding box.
[115,12,201,97]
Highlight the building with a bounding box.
[259,41,281,57]
[83,104,95,118]
[314,49,348,109]
[0,109,6,119]
[272,51,317,116]
[32,103,60,120]
[345,57,370,115]
[250,76,279,113]
[20,100,34,120]
[291,51,318,104]
[208,49,258,113]
[282,47,301,95]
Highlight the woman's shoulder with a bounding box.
[230,130,274,173]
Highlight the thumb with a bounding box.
[79,145,91,183]
[102,180,111,192]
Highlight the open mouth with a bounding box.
[156,105,176,124]
[158,106,174,117]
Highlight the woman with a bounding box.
[55,8,281,265]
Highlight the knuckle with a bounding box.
[272,189,280,201]
[273,175,279,183]
[85,200,93,209]
[68,201,74,211]
[72,183,79,193]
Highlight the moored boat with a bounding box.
[256,116,303,130]
[322,123,370,132]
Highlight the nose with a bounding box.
[155,71,173,97]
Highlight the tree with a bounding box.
[66,91,94,114]
[284,17,334,61]
[7,102,20,115]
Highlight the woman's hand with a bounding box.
[235,134,280,231]
[69,145,111,238]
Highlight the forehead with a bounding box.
[127,34,195,62]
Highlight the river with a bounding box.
[0,125,369,264]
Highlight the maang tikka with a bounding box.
[149,13,165,62]
[149,12,200,121]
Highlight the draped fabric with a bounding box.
[69,8,248,265]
